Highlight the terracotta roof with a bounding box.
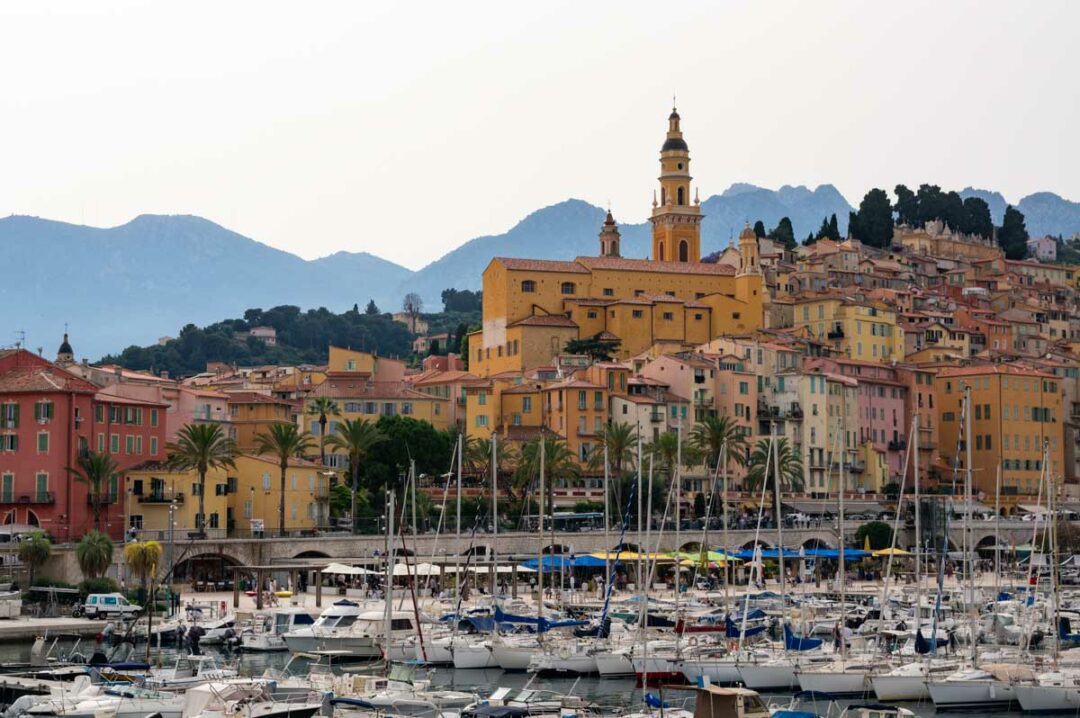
[496,257,589,274]
[503,426,545,442]
[0,365,99,394]
[509,315,578,328]
[576,256,736,275]
[501,384,541,395]
[225,391,288,404]
[938,364,1055,379]
[310,380,441,400]
[94,390,169,408]
[544,378,605,390]
[411,370,478,386]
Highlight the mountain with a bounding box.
[1017,192,1080,239]
[959,187,1009,224]
[0,214,413,359]
[397,184,854,303]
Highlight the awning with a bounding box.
[1017,504,1049,515]
[321,562,376,576]
[668,550,742,564]
[588,551,675,561]
[873,547,912,557]
[471,565,535,574]
[392,562,459,576]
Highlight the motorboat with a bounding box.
[460,686,599,718]
[327,664,478,715]
[284,604,417,660]
[143,655,238,691]
[527,640,599,676]
[242,608,315,652]
[24,685,185,718]
[281,599,363,653]
[179,681,323,718]
[1012,670,1080,714]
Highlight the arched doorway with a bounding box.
[658,242,665,261]
[679,240,688,262]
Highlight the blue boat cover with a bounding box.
[783,623,823,651]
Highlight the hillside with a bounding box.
[0,214,414,358]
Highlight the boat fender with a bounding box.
[688,637,698,647]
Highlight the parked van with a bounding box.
[82,593,141,619]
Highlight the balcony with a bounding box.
[827,328,845,340]
[888,439,907,451]
[138,490,184,504]
[1,492,55,505]
[88,492,120,505]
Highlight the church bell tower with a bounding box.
[650,106,702,263]
[599,210,621,257]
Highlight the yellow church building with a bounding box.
[469,108,764,377]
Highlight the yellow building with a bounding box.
[327,346,406,382]
[225,391,296,451]
[308,376,451,435]
[124,453,330,537]
[937,364,1064,504]
[469,108,764,377]
[792,294,904,362]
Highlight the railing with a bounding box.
[888,439,907,451]
[649,413,664,423]
[88,492,120,505]
[19,492,55,504]
[138,490,185,504]
[827,329,845,339]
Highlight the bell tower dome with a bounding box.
[599,209,621,257]
[650,106,702,263]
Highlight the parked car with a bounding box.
[81,593,142,619]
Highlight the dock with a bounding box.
[0,616,108,641]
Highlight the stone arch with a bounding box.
[679,240,689,262]
[741,539,773,550]
[172,551,245,584]
[26,510,40,527]
[614,542,641,553]
[542,543,569,555]
[294,550,330,559]
[679,541,704,552]
[391,547,414,557]
[677,187,685,206]
[802,537,832,549]
[463,545,490,557]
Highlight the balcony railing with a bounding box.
[88,492,120,505]
[138,490,185,504]
[827,328,845,339]
[649,413,664,423]
[888,439,907,451]
[1,492,55,505]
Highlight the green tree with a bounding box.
[513,435,579,511]
[998,205,1029,259]
[68,451,120,532]
[693,491,707,519]
[123,540,162,600]
[364,299,380,315]
[363,416,455,495]
[564,333,621,362]
[850,188,894,248]
[441,288,482,313]
[75,531,113,579]
[744,437,804,517]
[752,220,766,239]
[814,214,842,242]
[768,217,796,250]
[18,531,51,584]
[828,213,840,240]
[167,423,238,534]
[855,521,893,551]
[306,396,341,465]
[587,423,638,513]
[915,184,946,226]
[648,431,702,491]
[894,184,917,226]
[326,418,387,533]
[255,423,317,535]
[690,415,747,476]
[961,196,994,238]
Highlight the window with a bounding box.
[35,472,47,497]
[475,415,489,427]
[244,500,253,519]
[37,432,49,453]
[662,312,674,321]
[560,282,576,295]
[603,288,614,296]
[150,409,158,427]
[110,434,120,453]
[95,405,104,423]
[401,402,413,416]
[33,401,54,422]
[125,435,135,454]
[478,391,487,406]
[587,311,597,319]
[209,512,220,529]
[135,436,143,454]
[694,313,703,320]
[263,472,272,490]
[632,310,643,319]
[521,280,536,293]
[522,396,532,413]
[594,391,603,410]
[97,433,105,451]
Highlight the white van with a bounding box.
[83,593,141,619]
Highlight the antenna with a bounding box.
[15,330,25,349]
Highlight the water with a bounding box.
[0,640,1024,717]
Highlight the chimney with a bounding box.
[114,366,123,382]
[161,370,170,380]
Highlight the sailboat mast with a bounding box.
[773,421,786,601]
[537,433,545,632]
[491,433,498,594]
[637,427,643,588]
[456,433,463,588]
[384,488,395,668]
[604,443,611,589]
[721,440,731,618]
[963,385,977,664]
[838,417,846,660]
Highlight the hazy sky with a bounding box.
[2,1,1076,270]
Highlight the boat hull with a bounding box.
[1014,685,1080,714]
[796,669,872,696]
[491,643,536,672]
[871,674,930,702]
[595,651,635,677]
[928,680,1017,711]
[738,663,799,691]
[678,659,742,685]
[452,644,497,669]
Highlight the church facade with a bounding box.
[469,108,764,377]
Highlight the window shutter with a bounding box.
[12,405,18,428]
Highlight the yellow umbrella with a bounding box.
[873,547,912,557]
[863,535,872,552]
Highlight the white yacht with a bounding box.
[871,658,961,702]
[1014,670,1080,713]
[143,655,238,691]
[25,686,185,718]
[284,604,416,660]
[241,608,315,652]
[926,664,1027,711]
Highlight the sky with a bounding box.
[1,1,1077,271]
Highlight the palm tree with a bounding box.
[648,431,701,520]
[690,415,748,472]
[744,437,804,519]
[464,437,493,479]
[123,540,163,600]
[325,419,387,534]
[167,423,238,535]
[255,423,316,535]
[512,435,579,519]
[67,451,120,531]
[76,531,113,579]
[306,397,341,465]
[587,423,638,513]
[18,531,51,585]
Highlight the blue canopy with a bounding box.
[493,605,588,633]
[728,548,870,561]
[520,555,606,571]
[784,623,824,651]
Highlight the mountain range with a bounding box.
[3,183,1080,359]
